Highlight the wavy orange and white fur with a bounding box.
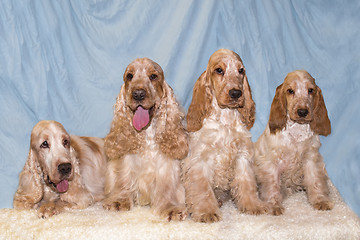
[182,49,267,223]
[103,58,189,221]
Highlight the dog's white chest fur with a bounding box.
[271,121,319,191]
[125,125,162,204]
[280,120,314,144]
[142,124,158,158]
[190,107,250,190]
[276,122,314,166]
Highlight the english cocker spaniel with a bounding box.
[103,58,189,221]
[13,120,107,218]
[254,70,332,215]
[182,49,267,223]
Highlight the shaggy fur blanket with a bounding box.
[0,181,359,240]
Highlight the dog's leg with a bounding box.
[255,157,284,215]
[184,162,221,223]
[304,153,333,211]
[152,158,187,221]
[38,200,72,218]
[232,146,268,215]
[103,159,133,211]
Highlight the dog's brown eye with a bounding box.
[40,141,49,149]
[149,74,158,80]
[63,139,69,147]
[215,68,224,75]
[126,73,133,81]
[287,89,294,95]
[239,68,245,74]
[308,88,314,94]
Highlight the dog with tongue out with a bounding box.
[103,58,189,221]
[13,120,107,218]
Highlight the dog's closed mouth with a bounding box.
[219,102,243,109]
[132,106,154,131]
[47,176,69,193]
[291,117,311,124]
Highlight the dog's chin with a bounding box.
[218,101,244,109]
[290,117,312,124]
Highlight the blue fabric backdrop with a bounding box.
[1,0,359,216]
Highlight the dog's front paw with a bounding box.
[103,198,131,211]
[163,205,187,221]
[270,204,284,216]
[313,200,333,211]
[192,210,222,223]
[38,202,65,218]
[239,200,269,215]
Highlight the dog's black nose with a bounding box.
[132,89,146,101]
[297,109,309,117]
[58,163,72,176]
[229,89,242,99]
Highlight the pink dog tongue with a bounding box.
[56,180,69,193]
[133,106,150,131]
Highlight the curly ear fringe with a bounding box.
[238,75,256,130]
[13,149,44,209]
[186,72,213,132]
[310,87,331,136]
[104,85,142,160]
[156,82,189,160]
[268,84,287,134]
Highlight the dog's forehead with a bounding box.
[128,58,163,75]
[211,52,243,67]
[224,55,242,67]
[31,121,68,144]
[285,71,315,88]
[295,70,315,81]
[294,80,311,97]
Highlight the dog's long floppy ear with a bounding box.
[268,84,287,133]
[13,148,44,209]
[156,82,189,160]
[104,85,141,160]
[237,75,255,130]
[310,86,331,136]
[187,71,213,132]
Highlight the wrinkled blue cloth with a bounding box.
[0,0,359,216]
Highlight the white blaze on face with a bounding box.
[295,77,313,111]
[134,65,148,81]
[47,123,68,166]
[295,78,308,98]
[225,57,240,77]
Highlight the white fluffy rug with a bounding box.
[1,181,359,240]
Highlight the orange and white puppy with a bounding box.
[254,70,333,215]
